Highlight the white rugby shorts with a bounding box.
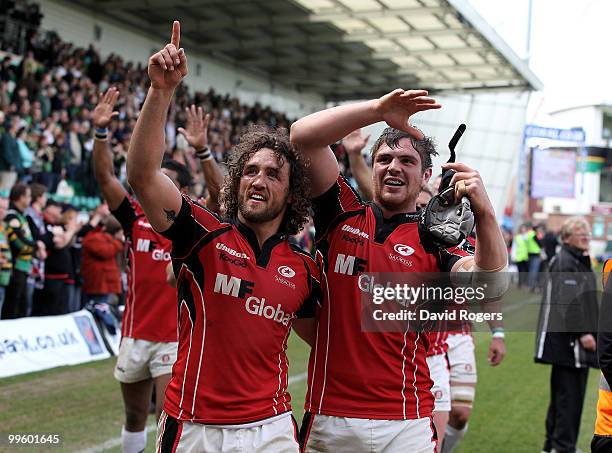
[301,413,436,453]
[114,337,177,383]
[156,411,299,453]
[445,333,477,404]
[426,353,451,412]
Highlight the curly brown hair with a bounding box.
[220,125,311,236]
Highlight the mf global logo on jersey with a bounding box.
[135,238,171,261]
[334,253,367,276]
[214,273,292,325]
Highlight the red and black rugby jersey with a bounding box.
[112,196,177,343]
[160,195,321,424]
[306,175,472,420]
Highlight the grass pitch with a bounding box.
[0,301,600,452]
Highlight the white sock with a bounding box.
[121,426,147,453]
[441,423,468,453]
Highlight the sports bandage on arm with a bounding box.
[453,256,509,299]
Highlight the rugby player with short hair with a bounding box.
[291,89,508,452]
[127,22,320,452]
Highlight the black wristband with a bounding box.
[196,146,212,161]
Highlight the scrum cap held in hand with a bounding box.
[419,124,475,253]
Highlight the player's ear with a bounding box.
[421,167,432,185]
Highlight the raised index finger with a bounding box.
[171,20,180,48]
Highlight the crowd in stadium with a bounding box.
[0,28,295,197]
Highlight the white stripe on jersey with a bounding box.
[400,323,409,419]
[318,264,332,413]
[411,332,421,419]
[128,248,136,337]
[177,289,195,420]
[273,329,292,414]
[307,250,325,413]
[337,180,346,213]
[186,267,206,420]
[283,328,290,409]
[307,312,320,412]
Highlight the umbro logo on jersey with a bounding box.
[138,220,152,229]
[334,253,367,276]
[277,266,295,278]
[216,243,250,259]
[341,224,369,239]
[393,244,415,256]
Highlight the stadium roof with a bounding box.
[67,0,543,101]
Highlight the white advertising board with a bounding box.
[0,310,110,378]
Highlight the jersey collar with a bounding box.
[370,202,420,244]
[232,219,286,268]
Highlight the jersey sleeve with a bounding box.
[295,252,323,319]
[436,240,474,272]
[312,174,364,241]
[160,195,229,259]
[110,196,138,233]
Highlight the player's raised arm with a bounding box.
[290,89,440,196]
[178,105,223,213]
[343,128,373,200]
[127,20,187,232]
[92,87,126,210]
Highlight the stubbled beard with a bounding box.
[238,197,286,224]
[375,183,420,211]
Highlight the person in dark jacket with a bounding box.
[0,116,23,191]
[535,216,599,453]
[592,260,612,452]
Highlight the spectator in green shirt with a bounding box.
[512,224,530,288]
[0,196,13,315]
[527,224,544,291]
[1,183,34,319]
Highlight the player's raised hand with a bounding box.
[148,20,188,91]
[178,105,210,151]
[343,129,370,156]
[444,161,495,218]
[375,89,441,139]
[92,87,119,128]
